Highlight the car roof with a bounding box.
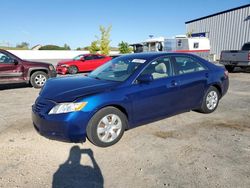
[119,52,198,60]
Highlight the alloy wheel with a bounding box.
[97,114,122,143]
[206,91,218,110]
[35,74,47,87]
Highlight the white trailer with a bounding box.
[131,36,212,61]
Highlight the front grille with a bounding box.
[33,98,55,114]
[33,101,47,113]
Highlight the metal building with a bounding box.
[185,4,250,59]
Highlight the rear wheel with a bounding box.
[225,65,234,73]
[198,86,220,113]
[30,71,48,88]
[86,107,127,147]
[68,66,78,74]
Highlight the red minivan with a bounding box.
[56,54,112,74]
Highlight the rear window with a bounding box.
[242,43,250,51]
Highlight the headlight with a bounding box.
[49,64,55,71]
[48,102,88,114]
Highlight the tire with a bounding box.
[225,65,234,73]
[198,86,220,114]
[30,71,48,88]
[68,66,78,74]
[86,107,127,147]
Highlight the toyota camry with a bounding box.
[32,53,229,147]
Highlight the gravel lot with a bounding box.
[0,72,250,188]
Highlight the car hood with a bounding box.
[24,60,50,67]
[40,76,119,102]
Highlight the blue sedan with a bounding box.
[32,53,229,147]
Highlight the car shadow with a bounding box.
[52,146,104,188]
[0,83,31,90]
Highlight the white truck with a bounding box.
[220,42,250,72]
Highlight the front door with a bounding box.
[0,52,24,84]
[128,57,180,124]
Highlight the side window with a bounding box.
[84,55,94,60]
[177,40,182,47]
[140,57,171,80]
[0,52,12,64]
[193,42,199,49]
[174,56,206,75]
[97,55,105,59]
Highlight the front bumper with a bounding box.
[32,99,91,143]
[56,66,68,74]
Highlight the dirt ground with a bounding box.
[0,72,250,188]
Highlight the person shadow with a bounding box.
[52,146,104,188]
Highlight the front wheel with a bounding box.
[30,71,48,88]
[86,107,127,147]
[198,86,220,114]
[68,66,78,74]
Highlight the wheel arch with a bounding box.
[28,68,49,81]
[210,83,222,98]
[94,103,130,129]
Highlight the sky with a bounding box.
[0,0,249,49]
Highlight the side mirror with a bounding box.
[137,74,153,83]
[11,59,19,65]
[80,57,85,61]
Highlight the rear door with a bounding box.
[171,55,209,110]
[0,52,24,83]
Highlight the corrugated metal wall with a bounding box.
[186,5,250,59]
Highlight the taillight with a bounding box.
[248,52,250,61]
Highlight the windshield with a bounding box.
[89,56,147,82]
[73,55,84,60]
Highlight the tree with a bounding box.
[118,41,132,54]
[16,42,29,49]
[99,25,112,55]
[89,41,100,54]
[83,46,90,50]
[39,44,71,50]
[63,44,71,50]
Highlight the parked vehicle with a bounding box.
[220,42,250,72]
[131,36,211,60]
[0,49,57,88]
[32,52,229,147]
[56,54,112,74]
